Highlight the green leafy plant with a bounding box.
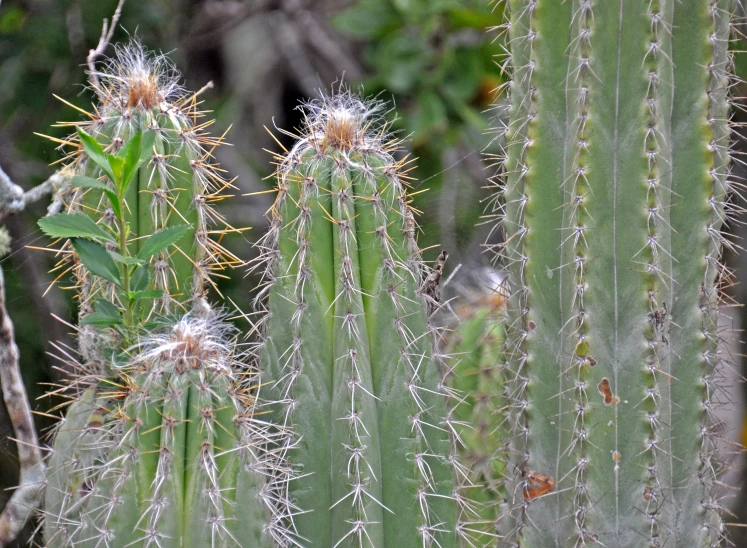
[492,0,736,546]
[38,127,182,340]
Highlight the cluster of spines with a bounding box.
[252,92,466,546]
[45,314,275,547]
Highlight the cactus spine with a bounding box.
[493,1,734,546]
[255,93,465,547]
[41,44,273,547]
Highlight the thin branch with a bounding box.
[0,265,45,545]
[0,166,70,222]
[281,0,363,80]
[87,0,127,93]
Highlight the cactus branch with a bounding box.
[0,265,45,545]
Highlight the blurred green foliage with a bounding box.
[335,0,502,146]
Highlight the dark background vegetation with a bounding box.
[1,0,747,545]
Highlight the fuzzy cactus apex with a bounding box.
[253,92,470,547]
[491,1,739,546]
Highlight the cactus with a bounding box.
[39,42,240,367]
[254,92,467,546]
[44,314,274,547]
[491,1,736,546]
[444,269,507,542]
[40,44,274,547]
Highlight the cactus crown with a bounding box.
[94,42,184,111]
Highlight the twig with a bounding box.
[87,0,127,93]
[0,265,45,545]
[271,12,321,97]
[0,166,70,222]
[281,0,363,80]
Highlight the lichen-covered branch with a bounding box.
[0,265,45,545]
[0,166,70,221]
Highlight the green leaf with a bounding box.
[131,265,150,293]
[71,175,121,217]
[107,154,124,184]
[71,238,122,287]
[333,0,400,39]
[136,224,191,260]
[38,213,115,242]
[120,130,143,194]
[108,250,145,266]
[135,289,165,300]
[80,313,122,327]
[76,127,114,181]
[80,299,121,327]
[96,299,120,318]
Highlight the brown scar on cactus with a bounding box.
[597,378,619,406]
[522,470,556,501]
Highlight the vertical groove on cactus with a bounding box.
[254,92,462,547]
[492,0,738,546]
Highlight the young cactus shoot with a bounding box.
[40,43,274,548]
[38,42,241,366]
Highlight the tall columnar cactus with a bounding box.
[255,93,466,547]
[493,1,735,546]
[40,44,274,547]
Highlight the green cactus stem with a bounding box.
[444,268,507,543]
[40,43,273,548]
[254,92,466,547]
[492,0,735,546]
[44,314,274,547]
